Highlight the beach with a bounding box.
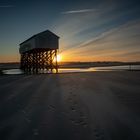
[0,71,140,140]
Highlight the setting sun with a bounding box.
[57,54,61,62]
[54,54,62,62]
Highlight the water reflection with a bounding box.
[92,65,140,71]
[59,68,89,73]
[2,65,140,75]
[3,69,24,75]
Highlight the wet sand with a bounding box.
[0,71,140,140]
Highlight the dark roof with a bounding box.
[20,30,60,45]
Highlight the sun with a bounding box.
[54,54,62,62]
[57,54,61,62]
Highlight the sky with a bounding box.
[0,0,140,62]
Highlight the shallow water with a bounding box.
[3,69,24,75]
[89,65,140,71]
[2,65,140,75]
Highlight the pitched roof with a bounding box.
[20,30,59,45]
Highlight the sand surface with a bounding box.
[0,71,140,140]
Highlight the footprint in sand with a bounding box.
[94,128,104,140]
[48,105,55,112]
[33,129,39,136]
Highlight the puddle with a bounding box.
[2,65,140,75]
[88,65,140,71]
[3,69,24,75]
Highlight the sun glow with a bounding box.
[54,54,62,62]
[57,54,61,62]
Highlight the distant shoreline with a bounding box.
[0,61,140,70]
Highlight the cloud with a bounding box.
[62,9,97,14]
[0,5,14,8]
[53,2,140,61]
[59,19,140,61]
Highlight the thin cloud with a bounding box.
[59,19,140,62]
[62,9,97,14]
[0,5,14,8]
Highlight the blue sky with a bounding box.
[0,0,140,62]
